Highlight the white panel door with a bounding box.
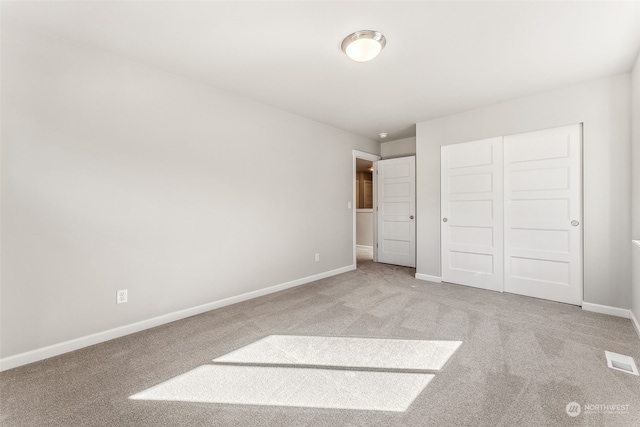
[504,124,582,305]
[377,156,416,268]
[441,138,504,292]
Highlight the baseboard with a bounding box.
[581,302,630,319]
[631,310,640,341]
[0,264,356,372]
[356,245,373,249]
[415,273,442,283]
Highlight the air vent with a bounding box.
[605,351,639,376]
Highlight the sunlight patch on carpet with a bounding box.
[213,336,462,371]
[130,365,433,412]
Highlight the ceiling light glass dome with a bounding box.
[341,30,386,62]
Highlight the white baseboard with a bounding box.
[356,245,373,249]
[581,302,630,319]
[415,273,442,283]
[631,310,640,341]
[0,264,356,372]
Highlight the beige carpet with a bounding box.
[130,335,460,412]
[212,335,461,370]
[130,365,434,412]
[1,251,640,426]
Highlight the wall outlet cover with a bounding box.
[117,289,128,304]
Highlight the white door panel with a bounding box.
[377,156,415,268]
[504,124,582,305]
[441,138,503,292]
[440,125,583,305]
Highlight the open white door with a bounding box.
[441,138,504,292]
[503,124,582,305]
[376,156,416,268]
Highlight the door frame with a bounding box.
[353,150,381,266]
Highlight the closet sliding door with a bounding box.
[503,124,583,305]
[441,138,504,292]
[440,124,583,306]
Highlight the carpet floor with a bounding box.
[212,335,462,370]
[1,248,639,426]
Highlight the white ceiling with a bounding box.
[3,1,640,141]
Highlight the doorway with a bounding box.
[353,150,381,267]
[356,158,374,263]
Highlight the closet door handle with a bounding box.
[443,218,448,223]
[571,220,580,226]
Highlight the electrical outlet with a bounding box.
[315,253,320,262]
[116,289,128,304]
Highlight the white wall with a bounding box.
[0,25,378,362]
[631,52,640,331]
[416,75,631,309]
[381,137,416,159]
[356,212,374,247]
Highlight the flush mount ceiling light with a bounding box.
[341,30,386,62]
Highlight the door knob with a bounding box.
[410,215,414,219]
[443,218,448,222]
[571,220,579,226]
